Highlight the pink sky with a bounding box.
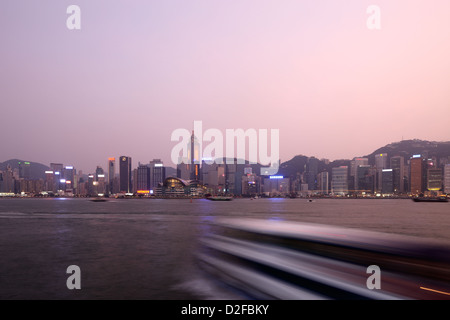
[1,1,449,173]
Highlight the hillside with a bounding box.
[363,139,450,165]
[0,159,50,180]
[278,139,450,178]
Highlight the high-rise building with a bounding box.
[350,158,369,189]
[87,174,95,196]
[306,157,319,191]
[44,170,54,192]
[375,154,388,191]
[63,166,75,191]
[356,165,373,193]
[381,169,394,194]
[150,159,166,190]
[177,162,191,180]
[224,160,237,195]
[1,165,14,193]
[317,171,329,195]
[119,156,132,193]
[108,158,116,194]
[18,161,31,180]
[136,163,151,192]
[410,155,425,195]
[390,156,405,194]
[190,131,201,181]
[96,173,106,195]
[95,166,104,181]
[427,168,443,192]
[375,153,388,169]
[263,176,290,196]
[202,163,226,195]
[331,166,348,196]
[444,164,450,194]
[242,173,261,196]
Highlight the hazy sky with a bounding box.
[1,1,449,173]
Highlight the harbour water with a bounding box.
[1,197,449,300]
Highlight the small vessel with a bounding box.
[206,196,233,201]
[412,197,448,203]
[90,197,108,202]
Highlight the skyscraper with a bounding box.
[44,170,54,192]
[306,157,319,191]
[177,162,191,180]
[427,168,443,192]
[63,166,75,191]
[50,163,63,175]
[331,166,348,196]
[18,161,31,180]
[317,171,329,195]
[381,169,394,194]
[119,156,132,193]
[350,157,369,190]
[108,157,116,194]
[444,164,450,194]
[375,153,388,192]
[390,156,404,194]
[410,155,425,195]
[190,131,201,181]
[1,165,14,193]
[150,159,166,190]
[136,163,151,191]
[356,165,373,193]
[95,166,104,181]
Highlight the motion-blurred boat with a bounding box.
[206,196,233,201]
[90,197,108,202]
[197,218,450,300]
[412,197,448,203]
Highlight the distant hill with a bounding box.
[278,139,450,178]
[363,139,450,165]
[0,159,50,180]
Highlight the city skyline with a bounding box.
[1,137,450,175]
[1,1,450,174]
[2,145,450,197]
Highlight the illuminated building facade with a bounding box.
[263,176,290,196]
[155,177,206,197]
[427,168,443,192]
[242,173,261,196]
